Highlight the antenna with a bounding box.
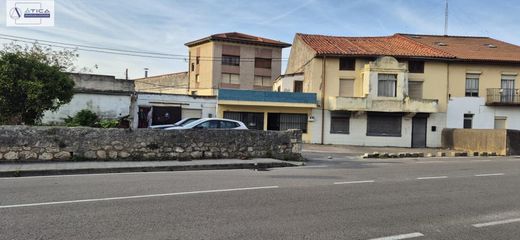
[444,0,449,35]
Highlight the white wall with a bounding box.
[322,111,444,147]
[42,93,131,124]
[447,97,520,130]
[132,93,217,129]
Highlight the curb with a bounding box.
[0,162,296,178]
[362,151,499,159]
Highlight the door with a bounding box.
[501,77,515,103]
[412,117,427,148]
[137,107,151,128]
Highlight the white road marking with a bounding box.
[368,232,424,240]
[474,173,505,177]
[473,218,520,228]
[333,180,375,185]
[0,185,279,209]
[416,176,448,180]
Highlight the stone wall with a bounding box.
[0,126,303,162]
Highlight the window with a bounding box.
[277,86,281,92]
[191,63,195,72]
[195,120,220,129]
[408,81,423,99]
[494,116,507,129]
[293,81,303,92]
[339,58,355,71]
[222,73,240,84]
[195,74,200,83]
[465,73,480,97]
[501,74,516,103]
[463,114,473,129]
[254,75,272,87]
[255,58,272,69]
[224,111,264,130]
[378,74,397,97]
[367,113,402,137]
[222,55,240,66]
[220,120,239,129]
[339,79,354,97]
[196,56,200,64]
[267,113,307,133]
[330,111,350,134]
[408,61,424,73]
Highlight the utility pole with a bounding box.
[444,0,449,35]
[125,68,128,80]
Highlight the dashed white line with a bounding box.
[474,173,505,177]
[416,176,448,180]
[0,185,279,209]
[473,218,520,228]
[368,232,424,240]
[334,180,375,185]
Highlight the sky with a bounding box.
[1,0,519,79]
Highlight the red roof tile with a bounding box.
[399,34,520,63]
[185,32,291,48]
[298,33,520,63]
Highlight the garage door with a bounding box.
[182,109,202,119]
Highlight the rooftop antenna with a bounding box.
[444,0,449,35]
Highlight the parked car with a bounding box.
[164,118,248,130]
[149,118,200,129]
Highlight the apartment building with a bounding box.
[282,33,520,147]
[185,32,291,96]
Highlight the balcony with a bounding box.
[328,96,439,113]
[486,88,520,106]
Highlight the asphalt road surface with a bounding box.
[2,153,520,240]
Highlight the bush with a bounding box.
[64,109,98,127]
[99,119,119,128]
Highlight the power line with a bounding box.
[0,34,289,61]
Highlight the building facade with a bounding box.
[283,33,520,147]
[185,32,291,96]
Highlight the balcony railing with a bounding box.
[486,88,520,105]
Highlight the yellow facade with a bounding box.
[286,35,520,113]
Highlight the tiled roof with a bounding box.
[185,32,291,48]
[298,33,520,63]
[399,34,520,63]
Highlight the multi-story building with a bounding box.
[282,33,520,147]
[185,32,291,96]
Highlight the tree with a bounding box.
[0,43,78,125]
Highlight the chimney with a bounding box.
[144,68,149,78]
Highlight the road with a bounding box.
[1,153,520,239]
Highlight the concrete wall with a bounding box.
[42,93,131,123]
[447,97,520,130]
[442,128,507,155]
[0,126,303,161]
[42,73,133,124]
[134,72,189,95]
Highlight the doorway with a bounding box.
[412,116,428,148]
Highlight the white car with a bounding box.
[164,118,248,130]
[149,118,200,129]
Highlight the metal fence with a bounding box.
[486,88,520,105]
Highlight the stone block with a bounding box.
[20,151,38,160]
[84,151,97,159]
[437,152,446,157]
[96,150,107,159]
[175,147,185,153]
[190,151,203,159]
[118,151,130,158]
[108,151,118,159]
[54,151,71,160]
[480,152,488,156]
[38,152,53,160]
[4,151,19,160]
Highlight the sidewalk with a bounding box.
[302,143,444,156]
[0,159,301,178]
